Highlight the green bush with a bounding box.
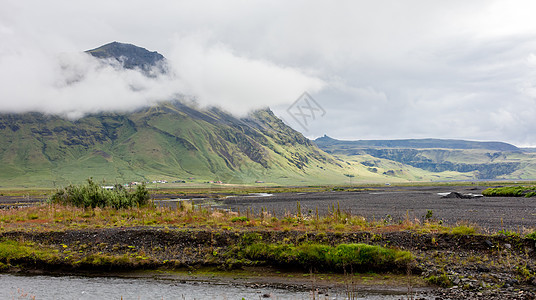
[240,242,412,272]
[49,178,150,209]
[231,216,249,223]
[497,229,520,237]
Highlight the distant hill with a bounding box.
[314,136,536,180]
[315,135,520,152]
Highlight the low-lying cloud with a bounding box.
[167,35,325,114]
[0,34,325,118]
[4,0,536,146]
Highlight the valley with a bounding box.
[315,135,536,182]
[2,41,536,300]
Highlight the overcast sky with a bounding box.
[2,1,536,146]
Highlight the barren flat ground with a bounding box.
[2,185,535,232]
[223,185,536,232]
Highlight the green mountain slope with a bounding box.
[0,42,362,187]
[0,103,361,187]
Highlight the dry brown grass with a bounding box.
[0,202,471,235]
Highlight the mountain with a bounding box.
[86,41,167,75]
[315,136,536,180]
[3,41,535,187]
[0,42,365,187]
[315,135,520,152]
[0,102,361,187]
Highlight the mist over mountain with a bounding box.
[2,41,536,187]
[4,2,536,146]
[0,42,334,186]
[0,40,324,118]
[86,42,168,76]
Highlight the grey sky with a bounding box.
[1,0,536,146]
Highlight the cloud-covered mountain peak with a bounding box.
[86,41,167,75]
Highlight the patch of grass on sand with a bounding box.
[237,241,413,273]
[482,186,536,197]
[0,239,58,264]
[451,223,478,235]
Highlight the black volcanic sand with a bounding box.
[2,185,535,232]
[221,186,536,232]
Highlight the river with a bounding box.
[0,274,432,299]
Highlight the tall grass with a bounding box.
[48,178,150,209]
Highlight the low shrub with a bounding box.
[48,178,150,209]
[497,229,520,237]
[231,216,249,223]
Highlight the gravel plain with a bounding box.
[222,185,536,232]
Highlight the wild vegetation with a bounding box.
[2,182,536,299]
[0,239,57,270]
[482,186,536,197]
[238,240,412,272]
[48,178,150,209]
[0,195,489,236]
[1,197,535,299]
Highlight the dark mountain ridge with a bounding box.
[86,41,167,75]
[315,135,520,152]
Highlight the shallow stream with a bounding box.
[0,274,432,299]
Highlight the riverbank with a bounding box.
[1,227,536,299]
[2,182,536,299]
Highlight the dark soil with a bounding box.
[221,185,536,232]
[0,195,47,209]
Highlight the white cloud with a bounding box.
[2,0,536,145]
[0,30,325,117]
[167,35,325,115]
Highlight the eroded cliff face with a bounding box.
[0,101,347,186]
